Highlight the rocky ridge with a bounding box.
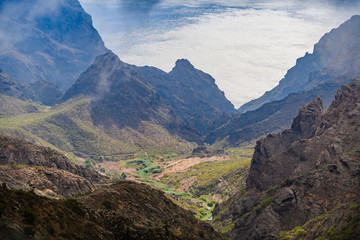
[213,79,360,239]
[0,134,108,197]
[0,181,225,240]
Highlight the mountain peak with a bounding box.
[290,96,323,138]
[173,59,195,70]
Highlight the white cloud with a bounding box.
[79,0,360,108]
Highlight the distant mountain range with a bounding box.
[239,15,360,113]
[207,15,360,147]
[0,0,235,157]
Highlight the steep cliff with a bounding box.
[213,80,360,239]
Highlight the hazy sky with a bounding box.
[79,0,360,108]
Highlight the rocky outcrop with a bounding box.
[0,165,94,198]
[0,134,107,185]
[239,15,360,113]
[248,96,323,190]
[213,79,360,239]
[0,182,225,240]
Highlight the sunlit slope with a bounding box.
[0,96,194,159]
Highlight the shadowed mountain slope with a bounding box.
[62,51,201,144]
[139,59,236,135]
[0,181,225,240]
[205,77,351,146]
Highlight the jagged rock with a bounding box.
[248,96,323,190]
[213,79,360,239]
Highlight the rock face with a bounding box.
[0,165,94,198]
[0,134,107,190]
[248,96,323,191]
[239,15,360,113]
[139,59,236,135]
[213,79,360,239]
[0,182,225,240]
[0,0,107,91]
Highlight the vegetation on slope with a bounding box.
[0,182,225,240]
[0,97,194,162]
[279,200,360,240]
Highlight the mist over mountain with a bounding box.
[0,0,107,92]
[207,15,360,147]
[239,15,360,113]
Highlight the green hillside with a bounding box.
[0,96,194,162]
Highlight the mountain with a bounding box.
[0,52,199,161]
[212,79,360,239]
[205,76,350,146]
[239,15,360,113]
[0,68,63,105]
[0,0,107,92]
[139,59,236,134]
[62,51,201,143]
[207,15,360,147]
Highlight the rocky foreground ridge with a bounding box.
[213,79,360,239]
[0,134,225,239]
[0,134,108,198]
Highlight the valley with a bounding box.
[0,0,360,239]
